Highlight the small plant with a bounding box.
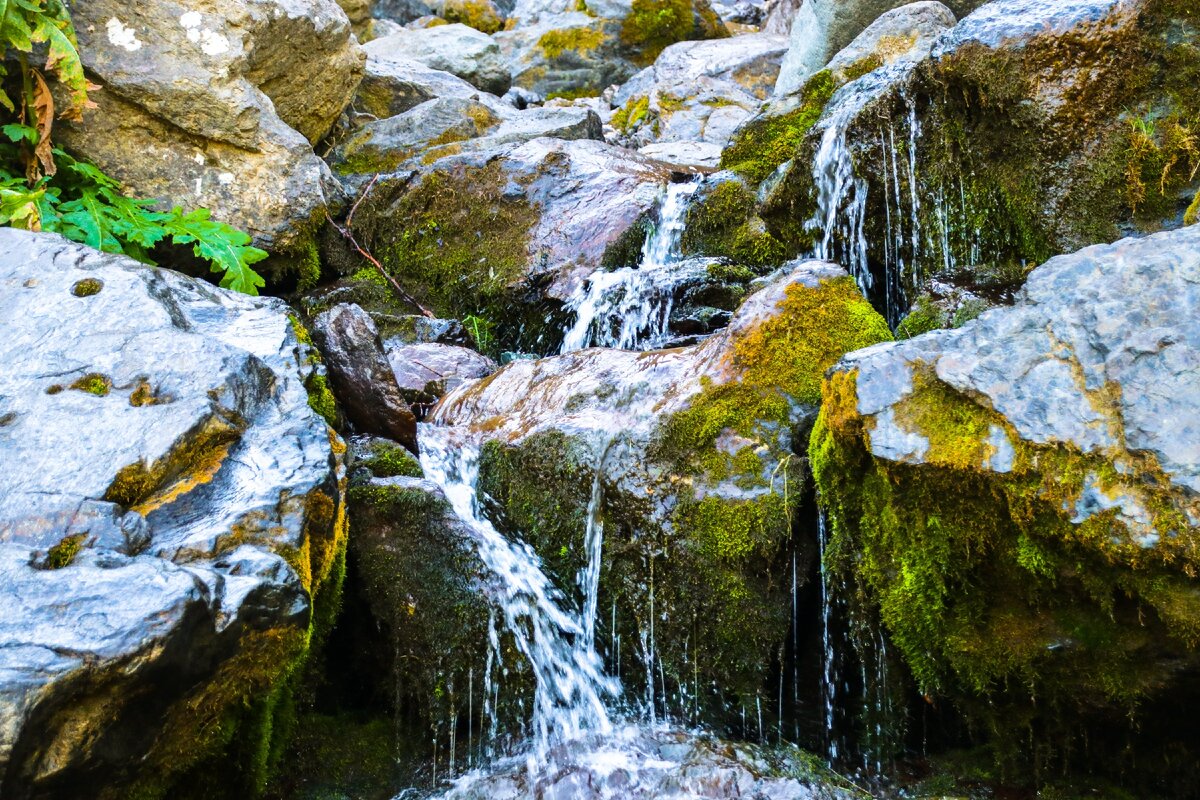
[462,313,496,353]
[1,0,268,293]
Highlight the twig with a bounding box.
[327,174,435,318]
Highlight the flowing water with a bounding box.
[418,424,619,770]
[560,179,702,353]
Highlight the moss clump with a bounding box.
[680,180,790,269]
[70,373,112,396]
[71,278,103,297]
[357,439,423,478]
[305,373,339,428]
[721,70,835,184]
[1124,113,1199,223]
[1185,187,1200,226]
[44,534,85,569]
[810,360,1200,782]
[611,95,650,134]
[442,0,503,33]
[619,0,699,65]
[538,26,606,59]
[895,294,948,339]
[357,160,539,321]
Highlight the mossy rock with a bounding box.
[618,0,728,67]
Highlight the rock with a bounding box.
[821,1,956,86]
[383,341,499,410]
[758,0,1200,325]
[344,437,509,757]
[353,47,515,121]
[347,138,675,342]
[362,16,406,39]
[60,0,364,257]
[0,230,347,798]
[366,24,512,95]
[331,97,602,175]
[310,304,419,450]
[773,0,985,95]
[608,34,788,150]
[431,261,892,724]
[812,225,1200,778]
[638,141,726,168]
[374,0,436,23]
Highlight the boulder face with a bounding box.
[811,225,1200,780]
[61,1,364,259]
[347,137,675,347]
[760,0,1200,325]
[430,261,892,727]
[365,24,512,95]
[0,230,347,799]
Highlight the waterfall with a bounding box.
[560,179,702,353]
[807,96,872,297]
[817,509,839,763]
[418,424,619,769]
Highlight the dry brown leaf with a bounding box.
[29,70,57,181]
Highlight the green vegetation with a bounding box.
[619,0,722,66]
[611,95,650,133]
[810,360,1200,777]
[0,0,267,293]
[537,25,606,59]
[356,438,423,478]
[69,372,111,396]
[44,533,84,568]
[720,70,835,183]
[680,180,789,268]
[442,0,503,33]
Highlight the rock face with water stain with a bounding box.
[811,225,1200,785]
[762,0,1200,321]
[431,261,891,728]
[59,0,364,261]
[0,230,348,799]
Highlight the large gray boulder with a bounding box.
[430,262,891,726]
[0,230,347,798]
[365,24,512,95]
[352,48,515,121]
[812,224,1200,781]
[60,0,364,256]
[773,0,982,95]
[383,341,499,410]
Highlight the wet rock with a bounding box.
[0,230,347,798]
[310,303,419,450]
[431,261,892,725]
[812,225,1200,779]
[60,0,364,256]
[821,1,956,85]
[352,47,514,122]
[760,0,1199,324]
[348,138,674,340]
[374,0,436,23]
[638,140,725,168]
[383,341,499,410]
[366,24,512,95]
[618,33,790,104]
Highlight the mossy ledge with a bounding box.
[809,364,1200,787]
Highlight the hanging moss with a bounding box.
[809,361,1200,783]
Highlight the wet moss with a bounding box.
[104,417,240,511]
[720,70,835,184]
[1188,188,1200,226]
[304,373,339,428]
[356,439,423,478]
[809,362,1200,779]
[680,180,789,269]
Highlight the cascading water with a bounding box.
[417,424,619,770]
[560,179,702,353]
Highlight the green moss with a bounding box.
[611,95,650,133]
[619,0,696,66]
[44,533,85,569]
[1185,187,1200,226]
[721,70,834,184]
[538,26,606,59]
[358,439,423,478]
[358,160,539,321]
[810,359,1200,779]
[895,294,948,339]
[680,180,790,269]
[70,372,112,396]
[71,278,103,297]
[305,373,339,428]
[443,0,503,33]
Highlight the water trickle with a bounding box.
[807,96,871,296]
[560,179,702,353]
[418,424,619,767]
[817,509,839,763]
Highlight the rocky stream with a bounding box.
[0,0,1198,798]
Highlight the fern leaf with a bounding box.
[163,207,268,295]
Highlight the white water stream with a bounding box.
[560,179,702,353]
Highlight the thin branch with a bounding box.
[327,174,435,318]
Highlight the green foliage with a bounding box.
[462,313,496,354]
[680,180,790,268]
[44,532,84,568]
[619,0,695,65]
[1,1,268,293]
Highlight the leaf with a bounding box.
[1,123,37,144]
[32,1,92,118]
[164,207,268,295]
[28,68,55,180]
